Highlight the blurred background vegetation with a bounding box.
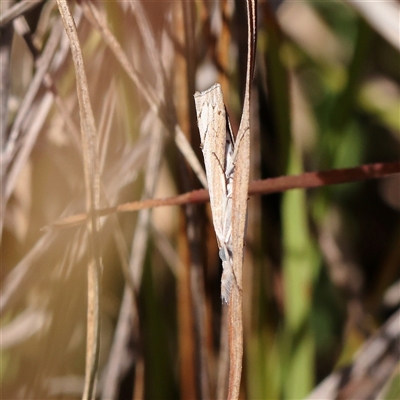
[1,0,399,399]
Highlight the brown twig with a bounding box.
[44,161,400,230]
[248,160,400,195]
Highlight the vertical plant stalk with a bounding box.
[228,0,257,399]
[55,1,102,399]
[174,2,198,399]
[216,2,232,396]
[182,1,212,397]
[174,0,214,397]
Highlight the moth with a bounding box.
[194,83,236,304]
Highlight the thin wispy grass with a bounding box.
[1,1,399,399]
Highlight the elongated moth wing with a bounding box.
[194,84,226,239]
[194,83,235,303]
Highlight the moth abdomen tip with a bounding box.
[221,295,229,305]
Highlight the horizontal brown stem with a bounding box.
[248,160,400,195]
[45,161,400,229]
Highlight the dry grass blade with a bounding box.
[175,1,211,397]
[102,119,164,400]
[126,0,165,96]
[306,308,400,400]
[346,0,400,51]
[2,18,63,194]
[217,307,230,399]
[1,16,71,243]
[55,1,102,399]
[129,128,164,287]
[151,224,184,278]
[228,0,257,398]
[0,0,43,27]
[1,10,85,244]
[5,91,54,207]
[81,0,207,189]
[102,288,136,400]
[0,0,13,149]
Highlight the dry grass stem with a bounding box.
[0,0,43,28]
[56,0,102,398]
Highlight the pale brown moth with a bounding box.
[194,83,236,303]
